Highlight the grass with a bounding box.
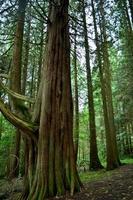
[80,169,113,183]
[120,157,133,164]
[79,157,133,183]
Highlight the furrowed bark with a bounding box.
[27,1,81,198]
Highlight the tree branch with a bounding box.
[0,81,35,104]
[31,3,51,24]
[0,74,10,79]
[0,4,16,15]
[0,97,38,144]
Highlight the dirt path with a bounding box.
[49,164,133,200]
[75,164,133,200]
[0,164,133,200]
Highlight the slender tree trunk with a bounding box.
[82,0,103,170]
[22,9,31,94]
[73,28,79,162]
[92,0,120,170]
[27,1,81,198]
[128,0,133,24]
[9,0,27,178]
[0,116,2,140]
[125,123,132,155]
[101,0,120,169]
[30,61,35,99]
[20,9,33,186]
[125,1,132,31]
[128,123,133,152]
[10,129,21,177]
[10,0,27,96]
[37,21,44,90]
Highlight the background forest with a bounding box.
[0,0,133,199]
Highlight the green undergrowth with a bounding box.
[80,157,133,183]
[80,169,113,183]
[121,157,133,164]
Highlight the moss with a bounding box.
[80,169,113,183]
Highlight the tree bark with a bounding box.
[22,7,31,94]
[92,0,120,170]
[27,1,81,198]
[73,27,79,162]
[37,20,44,90]
[82,0,103,170]
[100,0,120,169]
[9,0,27,178]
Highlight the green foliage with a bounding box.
[121,157,133,164]
[0,115,15,177]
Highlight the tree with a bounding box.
[9,0,27,178]
[0,0,82,198]
[82,0,103,170]
[113,0,133,156]
[91,0,120,170]
[27,1,81,198]
[73,26,80,162]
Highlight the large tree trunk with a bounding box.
[27,1,81,198]
[82,0,103,170]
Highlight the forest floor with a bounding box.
[0,163,133,200]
